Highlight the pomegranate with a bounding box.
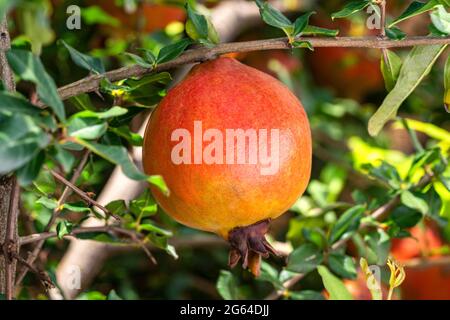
[143,57,311,275]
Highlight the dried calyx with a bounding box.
[228,219,278,276]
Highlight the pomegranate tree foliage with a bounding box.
[0,0,449,300]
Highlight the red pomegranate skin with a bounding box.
[143,57,311,238]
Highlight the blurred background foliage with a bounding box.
[3,0,449,300]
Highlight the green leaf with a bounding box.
[401,190,429,214]
[216,270,239,300]
[391,205,423,228]
[105,200,127,217]
[258,262,283,289]
[389,0,441,27]
[68,118,108,140]
[60,40,105,74]
[157,38,192,64]
[286,243,323,273]
[288,290,325,300]
[71,106,128,120]
[16,150,45,185]
[109,126,143,146]
[0,113,50,173]
[37,196,58,210]
[185,2,208,40]
[380,49,403,92]
[302,25,339,37]
[75,139,169,195]
[431,5,450,35]
[139,223,172,237]
[56,220,73,239]
[386,27,407,40]
[81,6,121,27]
[7,49,65,121]
[53,144,75,173]
[0,91,41,116]
[328,253,357,279]
[63,202,92,213]
[329,205,365,244]
[130,190,158,218]
[318,265,353,300]
[123,72,172,105]
[255,0,292,29]
[331,0,371,20]
[364,229,391,265]
[124,52,154,69]
[368,44,447,136]
[293,12,315,36]
[69,93,95,111]
[292,40,314,51]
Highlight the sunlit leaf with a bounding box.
[368,44,447,136]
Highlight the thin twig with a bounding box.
[15,151,90,286]
[48,168,120,221]
[55,36,450,102]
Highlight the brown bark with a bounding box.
[0,17,19,299]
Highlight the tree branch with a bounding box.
[0,16,19,300]
[15,151,91,286]
[48,168,120,221]
[56,36,450,101]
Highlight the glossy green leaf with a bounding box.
[368,44,447,136]
[7,49,65,121]
[389,0,442,27]
[331,0,371,20]
[0,114,50,173]
[105,200,127,217]
[381,49,403,92]
[72,106,128,120]
[317,265,353,300]
[68,118,108,140]
[37,196,58,210]
[286,243,323,273]
[60,40,105,74]
[293,11,315,36]
[16,150,45,185]
[109,126,143,146]
[0,91,41,116]
[56,220,73,239]
[124,52,154,68]
[75,139,169,195]
[329,205,365,244]
[386,27,407,40]
[292,40,314,51]
[391,205,423,228]
[185,2,208,40]
[216,270,240,300]
[328,253,357,279]
[255,0,292,29]
[157,38,192,64]
[302,25,339,37]
[401,190,429,214]
[431,5,450,34]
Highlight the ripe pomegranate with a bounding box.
[143,57,311,275]
[391,224,450,299]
